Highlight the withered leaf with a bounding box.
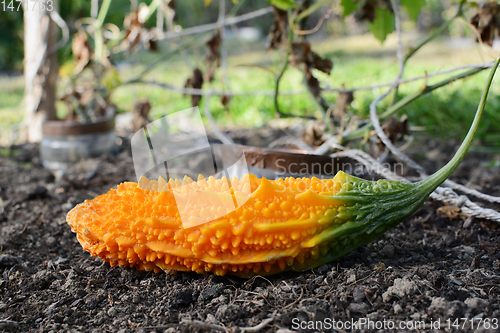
[289,42,333,98]
[184,68,204,107]
[289,42,333,75]
[334,91,354,119]
[267,6,288,50]
[205,30,222,82]
[303,120,327,146]
[470,1,500,47]
[220,95,230,107]
[131,99,152,132]
[123,9,142,51]
[305,70,321,97]
[437,205,464,221]
[381,115,408,143]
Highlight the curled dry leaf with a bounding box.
[131,99,152,132]
[303,120,327,146]
[123,9,142,51]
[289,42,333,75]
[381,115,409,143]
[220,95,230,107]
[470,1,500,47]
[184,68,204,107]
[334,91,354,120]
[437,205,465,221]
[289,42,333,97]
[267,6,288,50]
[205,30,222,82]
[122,5,159,53]
[72,30,92,74]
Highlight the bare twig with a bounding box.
[294,7,333,35]
[157,7,274,40]
[132,79,306,96]
[218,0,228,88]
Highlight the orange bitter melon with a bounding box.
[66,58,500,276]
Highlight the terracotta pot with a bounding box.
[40,116,117,171]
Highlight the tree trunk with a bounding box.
[22,0,59,142]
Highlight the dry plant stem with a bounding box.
[294,7,333,35]
[158,7,274,40]
[134,79,307,97]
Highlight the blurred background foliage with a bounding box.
[1,0,500,150]
[0,0,473,72]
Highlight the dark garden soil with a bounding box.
[0,128,499,333]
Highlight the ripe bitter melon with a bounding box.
[66,58,500,276]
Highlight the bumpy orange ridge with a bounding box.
[66,174,345,276]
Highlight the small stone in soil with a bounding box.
[173,288,194,306]
[27,185,48,200]
[0,254,21,267]
[216,304,243,323]
[352,287,365,302]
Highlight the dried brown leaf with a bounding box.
[289,42,332,98]
[381,115,408,143]
[470,1,500,46]
[305,69,321,97]
[289,42,333,74]
[205,30,222,82]
[131,99,151,132]
[184,68,204,107]
[437,205,464,221]
[334,91,354,119]
[220,95,230,107]
[303,120,327,146]
[267,6,288,50]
